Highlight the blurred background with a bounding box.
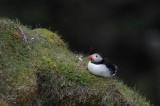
[0,0,160,105]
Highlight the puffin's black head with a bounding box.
[87,53,103,63]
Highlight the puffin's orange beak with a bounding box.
[87,55,93,61]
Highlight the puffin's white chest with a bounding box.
[87,61,111,77]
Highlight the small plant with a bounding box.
[39,56,57,77]
[42,56,51,62]
[41,56,57,68]
[60,81,65,87]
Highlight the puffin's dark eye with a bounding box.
[96,55,97,58]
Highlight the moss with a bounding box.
[33,28,66,48]
[56,64,93,86]
[0,18,37,105]
[0,18,150,106]
[0,99,9,106]
[116,80,150,105]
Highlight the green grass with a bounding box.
[0,18,150,106]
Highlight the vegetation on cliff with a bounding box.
[0,18,150,106]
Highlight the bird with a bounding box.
[87,53,118,77]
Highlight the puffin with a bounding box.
[87,53,118,77]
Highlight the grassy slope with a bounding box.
[0,18,150,106]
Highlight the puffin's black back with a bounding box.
[103,58,118,75]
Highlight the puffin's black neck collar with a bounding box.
[91,58,104,64]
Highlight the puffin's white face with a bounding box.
[87,53,103,63]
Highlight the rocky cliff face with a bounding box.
[0,18,150,106]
